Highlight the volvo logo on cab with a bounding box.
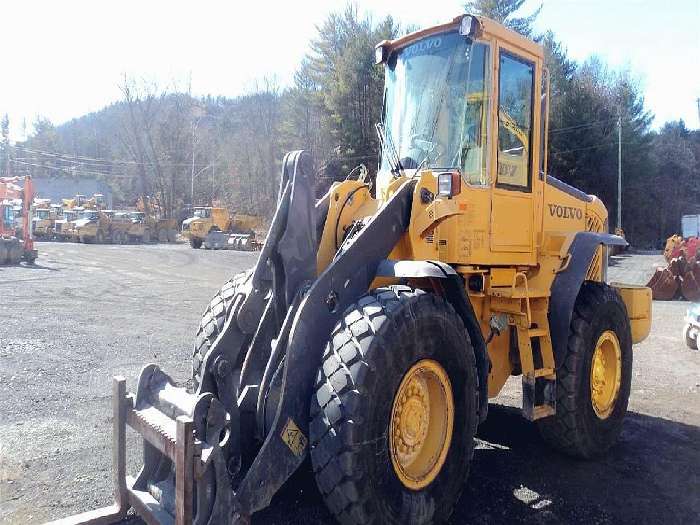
[549,204,583,220]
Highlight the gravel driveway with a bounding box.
[1,245,698,524]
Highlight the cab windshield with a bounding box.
[193,208,211,219]
[380,31,491,185]
[36,209,50,219]
[81,211,99,220]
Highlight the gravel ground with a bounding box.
[0,245,698,524]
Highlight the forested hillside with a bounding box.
[1,1,697,247]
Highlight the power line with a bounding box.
[9,159,134,179]
[552,142,619,155]
[548,118,618,135]
[11,144,215,169]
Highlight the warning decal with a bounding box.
[281,418,308,457]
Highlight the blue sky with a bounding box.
[1,0,697,140]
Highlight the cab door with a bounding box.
[489,44,538,258]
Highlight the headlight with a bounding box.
[437,172,461,198]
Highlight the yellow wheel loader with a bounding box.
[57,14,652,525]
[182,207,261,250]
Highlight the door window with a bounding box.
[496,52,534,190]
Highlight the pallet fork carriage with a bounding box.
[52,13,652,525]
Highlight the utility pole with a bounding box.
[190,121,196,208]
[211,163,215,206]
[617,114,622,231]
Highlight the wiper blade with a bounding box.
[376,122,404,176]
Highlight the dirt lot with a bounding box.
[1,244,698,524]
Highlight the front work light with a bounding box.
[437,172,461,198]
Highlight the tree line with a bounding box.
[1,1,697,247]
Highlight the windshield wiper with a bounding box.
[376,122,404,176]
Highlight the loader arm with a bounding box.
[234,177,415,515]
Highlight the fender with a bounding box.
[376,259,489,423]
[549,232,628,358]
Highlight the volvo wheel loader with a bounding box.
[56,14,652,525]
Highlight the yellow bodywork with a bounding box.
[316,15,652,407]
[183,207,263,242]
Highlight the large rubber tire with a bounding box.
[190,237,203,249]
[309,287,479,525]
[684,324,698,350]
[191,270,252,387]
[8,241,22,264]
[158,229,168,243]
[0,241,9,264]
[537,281,633,459]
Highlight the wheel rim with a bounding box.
[590,330,622,419]
[390,359,453,490]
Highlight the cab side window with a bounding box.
[496,52,534,190]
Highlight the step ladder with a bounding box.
[514,301,557,421]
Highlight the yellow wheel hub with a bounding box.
[590,330,622,419]
[390,359,453,490]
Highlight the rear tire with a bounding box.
[192,270,252,387]
[537,282,632,458]
[190,237,202,249]
[309,287,478,525]
[684,324,698,350]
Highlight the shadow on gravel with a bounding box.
[454,404,700,524]
[116,404,700,525]
[254,404,699,525]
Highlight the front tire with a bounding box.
[190,237,202,249]
[192,270,252,387]
[309,287,478,525]
[537,282,633,458]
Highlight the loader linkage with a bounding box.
[52,150,416,525]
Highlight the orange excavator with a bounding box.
[0,175,37,264]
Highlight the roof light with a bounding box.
[459,15,478,37]
[375,43,389,65]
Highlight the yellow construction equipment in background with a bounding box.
[181,206,262,249]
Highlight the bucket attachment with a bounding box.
[680,260,700,302]
[646,266,679,300]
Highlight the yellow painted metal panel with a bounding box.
[611,283,652,344]
[490,190,533,252]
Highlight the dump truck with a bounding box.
[32,204,53,239]
[181,207,260,249]
[59,15,652,525]
[54,208,79,241]
[74,209,113,244]
[0,176,37,264]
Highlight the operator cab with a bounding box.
[81,210,99,221]
[375,14,545,260]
